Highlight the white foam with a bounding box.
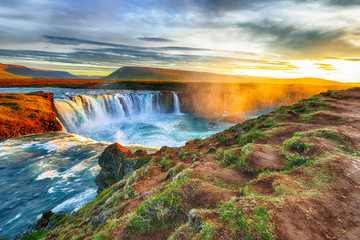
[36,170,59,180]
[48,187,55,193]
[52,188,96,213]
[6,213,22,224]
[115,130,128,145]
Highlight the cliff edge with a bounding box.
[0,91,62,138]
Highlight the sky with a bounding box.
[0,0,360,81]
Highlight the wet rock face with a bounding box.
[95,143,143,194]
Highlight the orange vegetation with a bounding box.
[0,91,62,138]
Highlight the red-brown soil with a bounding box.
[0,92,62,138]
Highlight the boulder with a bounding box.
[91,210,113,229]
[95,143,144,193]
[36,211,54,230]
[14,211,66,239]
[134,148,147,156]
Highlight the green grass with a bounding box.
[294,128,358,155]
[283,138,312,154]
[159,155,173,169]
[215,133,231,145]
[237,130,264,146]
[321,90,341,99]
[221,145,252,172]
[21,231,48,240]
[282,136,312,167]
[178,150,195,161]
[215,148,224,160]
[284,153,311,167]
[197,221,217,240]
[166,162,185,179]
[288,96,328,115]
[219,201,276,240]
[127,178,195,233]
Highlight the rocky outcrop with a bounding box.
[94,143,145,193]
[0,91,62,138]
[14,211,66,240]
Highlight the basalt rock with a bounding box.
[134,148,147,156]
[95,143,144,194]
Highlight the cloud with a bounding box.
[43,35,129,48]
[43,35,246,53]
[237,19,360,58]
[326,0,360,6]
[138,37,174,42]
[314,63,338,71]
[0,44,295,75]
[238,19,346,49]
[343,58,360,61]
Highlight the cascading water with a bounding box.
[173,91,181,114]
[55,92,163,132]
[53,90,232,148]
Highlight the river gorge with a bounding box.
[0,87,236,238]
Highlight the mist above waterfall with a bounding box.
[179,82,350,121]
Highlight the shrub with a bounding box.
[238,131,263,146]
[198,221,217,240]
[159,155,173,169]
[215,148,224,160]
[127,179,198,233]
[285,154,311,167]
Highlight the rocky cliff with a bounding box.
[20,88,360,239]
[0,91,62,138]
[95,143,147,193]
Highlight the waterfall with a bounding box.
[173,91,181,114]
[54,92,177,132]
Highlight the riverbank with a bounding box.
[0,92,62,138]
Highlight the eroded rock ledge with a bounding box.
[0,91,62,138]
[95,143,147,194]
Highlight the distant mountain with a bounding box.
[104,66,342,85]
[76,75,104,79]
[0,63,79,79]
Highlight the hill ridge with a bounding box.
[0,63,79,79]
[104,65,342,85]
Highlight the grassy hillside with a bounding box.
[22,88,360,240]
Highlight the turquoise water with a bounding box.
[0,133,108,239]
[0,87,235,238]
